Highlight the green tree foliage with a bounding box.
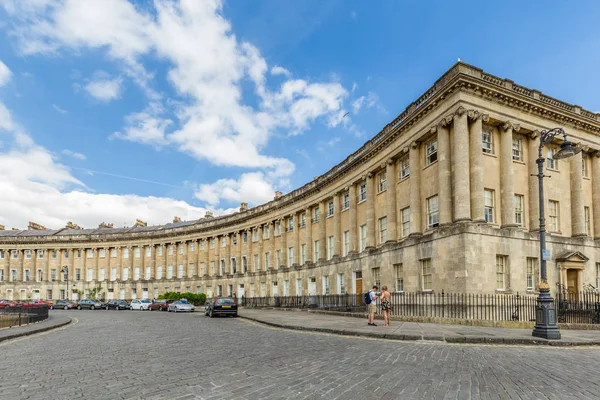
[157,292,206,306]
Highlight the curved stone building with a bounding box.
[2,62,600,301]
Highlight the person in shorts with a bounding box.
[368,285,378,326]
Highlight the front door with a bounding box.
[356,278,363,305]
[567,269,578,300]
[238,284,245,299]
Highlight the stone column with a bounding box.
[150,245,156,279]
[570,150,586,236]
[409,143,422,234]
[319,202,327,259]
[45,249,51,284]
[333,193,341,255]
[437,122,452,225]
[257,226,263,271]
[348,184,357,253]
[592,152,600,239]
[246,230,252,272]
[468,112,484,222]
[305,208,313,262]
[452,108,471,222]
[385,159,397,242]
[270,222,276,269]
[293,214,300,265]
[501,121,518,227]
[215,236,221,275]
[224,235,231,274]
[366,173,376,248]
[280,219,287,267]
[206,239,213,276]
[95,247,101,282]
[236,233,242,272]
[527,132,540,231]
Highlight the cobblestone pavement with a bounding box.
[1,310,599,400]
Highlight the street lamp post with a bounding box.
[61,266,69,300]
[532,127,580,340]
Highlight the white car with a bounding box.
[130,299,151,310]
[167,300,195,312]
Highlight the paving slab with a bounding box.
[239,308,600,346]
[0,313,71,342]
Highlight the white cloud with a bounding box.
[0,99,228,229]
[271,65,291,77]
[0,0,358,210]
[84,76,123,102]
[351,82,358,92]
[194,171,279,207]
[52,104,68,114]
[352,91,384,114]
[61,149,86,160]
[0,60,11,86]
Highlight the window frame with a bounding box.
[426,196,439,229]
[425,138,437,166]
[482,128,494,154]
[512,138,523,161]
[399,156,410,180]
[484,189,495,223]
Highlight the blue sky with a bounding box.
[0,0,599,229]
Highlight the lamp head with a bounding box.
[553,140,581,160]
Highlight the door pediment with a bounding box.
[556,251,589,263]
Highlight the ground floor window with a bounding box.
[420,259,432,291]
[394,263,404,292]
[496,255,509,290]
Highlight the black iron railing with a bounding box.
[241,292,542,323]
[556,290,600,324]
[0,305,49,329]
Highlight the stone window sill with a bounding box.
[513,159,526,165]
[483,152,497,159]
[423,160,438,171]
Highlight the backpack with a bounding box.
[364,292,372,304]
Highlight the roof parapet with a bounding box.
[134,219,147,227]
[240,202,248,212]
[98,222,114,229]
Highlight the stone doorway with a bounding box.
[556,251,589,300]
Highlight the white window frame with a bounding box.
[327,200,334,217]
[512,138,522,161]
[358,182,367,203]
[100,249,106,258]
[548,200,560,232]
[378,216,387,244]
[425,138,437,166]
[399,156,410,180]
[527,258,537,291]
[327,236,334,260]
[313,240,319,261]
[337,273,345,294]
[496,255,508,291]
[134,247,141,258]
[514,194,524,227]
[426,196,439,228]
[582,156,589,178]
[585,206,591,236]
[482,128,493,154]
[342,231,349,256]
[301,244,306,264]
[401,207,410,237]
[322,275,330,295]
[359,225,367,252]
[546,148,557,170]
[395,264,404,293]
[378,171,387,193]
[288,247,294,266]
[420,259,432,291]
[342,191,350,210]
[484,189,495,223]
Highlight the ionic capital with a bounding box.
[580,144,590,152]
[503,121,520,132]
[440,115,454,127]
[386,158,394,166]
[430,125,438,134]
[366,172,373,179]
[410,141,419,150]
[467,109,480,120]
[529,130,540,140]
[593,150,600,158]
[453,106,466,117]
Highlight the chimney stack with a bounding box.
[240,202,248,212]
[28,221,48,230]
[274,191,283,200]
[66,221,84,230]
[98,222,114,229]
[173,216,181,223]
[134,219,147,227]
[0,224,4,230]
[204,211,213,218]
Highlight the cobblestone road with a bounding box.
[1,310,599,400]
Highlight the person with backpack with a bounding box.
[364,285,378,326]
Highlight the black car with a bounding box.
[205,297,238,318]
[104,300,131,310]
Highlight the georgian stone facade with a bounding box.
[2,62,600,301]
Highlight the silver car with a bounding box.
[167,300,195,313]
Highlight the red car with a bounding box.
[148,299,174,311]
[23,300,52,308]
[0,300,17,309]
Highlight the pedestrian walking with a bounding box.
[366,285,378,326]
[380,286,392,326]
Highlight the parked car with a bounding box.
[130,299,151,311]
[205,297,238,318]
[78,299,105,310]
[23,300,51,308]
[167,299,195,313]
[0,300,18,309]
[104,300,131,310]
[50,300,78,310]
[148,299,174,311]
